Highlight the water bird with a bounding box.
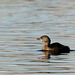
[37,35,70,58]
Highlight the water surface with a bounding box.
[0,0,75,75]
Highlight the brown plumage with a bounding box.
[37,35,70,58]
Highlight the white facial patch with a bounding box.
[41,39,43,41]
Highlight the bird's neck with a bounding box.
[42,42,50,50]
[45,42,50,47]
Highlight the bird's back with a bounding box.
[49,42,70,54]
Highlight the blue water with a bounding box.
[0,0,75,75]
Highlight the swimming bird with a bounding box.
[37,35,70,57]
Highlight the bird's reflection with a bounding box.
[42,50,70,59]
[42,50,51,59]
